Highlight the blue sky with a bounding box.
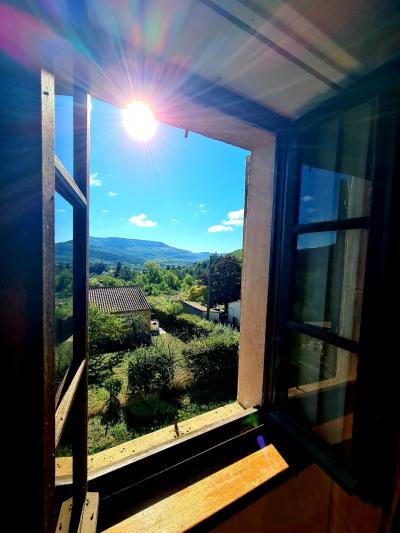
[55,96,248,253]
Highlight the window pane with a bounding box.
[54,192,73,457]
[292,229,368,342]
[287,331,357,458]
[299,102,373,224]
[55,95,74,177]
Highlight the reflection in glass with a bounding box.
[298,165,372,224]
[54,193,73,457]
[287,332,357,457]
[299,101,373,224]
[292,229,368,341]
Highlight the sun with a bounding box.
[122,101,158,141]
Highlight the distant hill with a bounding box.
[56,236,210,266]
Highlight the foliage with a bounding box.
[89,275,131,288]
[209,254,241,311]
[89,261,107,275]
[55,338,73,386]
[89,351,125,386]
[127,345,174,398]
[186,284,207,305]
[88,304,126,355]
[151,301,184,329]
[124,397,176,432]
[174,313,216,340]
[122,312,149,334]
[88,416,136,454]
[134,260,181,295]
[55,298,73,343]
[101,377,123,432]
[183,325,239,401]
[55,264,73,297]
[114,261,122,279]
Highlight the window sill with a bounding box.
[100,445,288,532]
[56,402,252,484]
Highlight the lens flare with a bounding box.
[122,101,158,141]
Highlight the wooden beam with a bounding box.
[55,365,70,408]
[55,155,87,208]
[56,498,73,532]
[102,446,288,533]
[55,359,86,448]
[79,493,99,533]
[0,61,56,532]
[71,86,90,526]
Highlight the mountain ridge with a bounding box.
[56,236,211,265]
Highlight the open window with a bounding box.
[266,78,399,504]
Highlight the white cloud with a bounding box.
[171,218,178,223]
[102,209,109,214]
[222,208,244,226]
[129,213,158,227]
[108,191,118,197]
[302,195,313,202]
[200,209,207,213]
[208,225,234,233]
[90,172,101,187]
[199,203,205,208]
[120,218,124,222]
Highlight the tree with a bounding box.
[88,304,125,384]
[101,377,122,434]
[127,345,174,398]
[209,254,241,312]
[114,261,122,278]
[187,285,207,305]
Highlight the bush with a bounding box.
[127,345,174,398]
[89,304,151,357]
[183,325,239,401]
[174,313,216,340]
[124,397,176,432]
[88,304,125,355]
[88,351,125,386]
[55,338,73,386]
[151,301,183,329]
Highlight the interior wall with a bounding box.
[211,464,381,533]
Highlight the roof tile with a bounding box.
[89,286,150,313]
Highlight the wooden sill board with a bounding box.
[56,402,248,483]
[102,445,288,533]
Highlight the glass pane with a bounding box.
[299,102,373,224]
[54,192,73,457]
[292,229,368,341]
[287,331,357,458]
[55,95,74,177]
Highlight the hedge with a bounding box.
[127,345,174,398]
[183,326,239,400]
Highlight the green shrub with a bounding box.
[151,301,183,329]
[124,397,176,431]
[183,326,239,401]
[88,351,124,386]
[55,338,73,386]
[127,345,174,397]
[174,313,216,340]
[100,377,123,432]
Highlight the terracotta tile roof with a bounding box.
[89,286,150,313]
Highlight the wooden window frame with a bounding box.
[264,59,400,506]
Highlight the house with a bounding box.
[228,300,241,328]
[89,286,151,330]
[180,300,220,322]
[1,2,399,532]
